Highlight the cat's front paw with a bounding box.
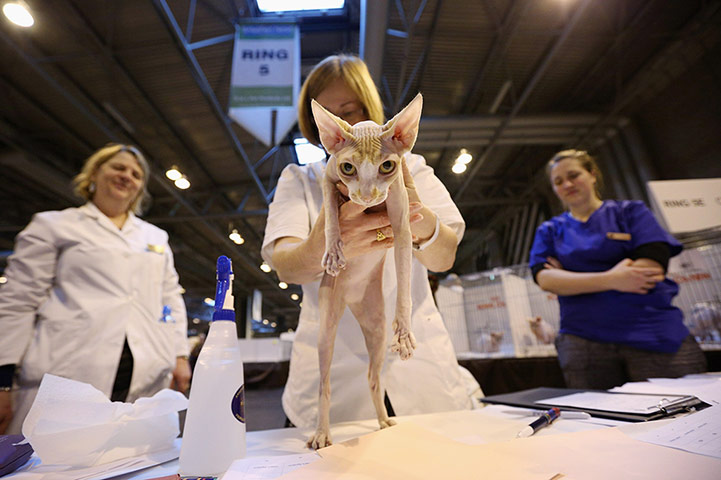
[390,320,417,360]
[321,239,346,276]
[307,428,332,450]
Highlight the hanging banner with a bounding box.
[229,22,300,146]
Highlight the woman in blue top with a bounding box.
[529,149,706,389]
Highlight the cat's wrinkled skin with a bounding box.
[307,93,423,449]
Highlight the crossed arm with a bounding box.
[536,257,666,296]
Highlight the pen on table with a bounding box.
[503,409,591,420]
[516,407,561,438]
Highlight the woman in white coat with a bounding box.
[0,144,190,434]
[262,55,478,429]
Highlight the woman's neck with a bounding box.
[568,197,603,222]
[92,199,129,229]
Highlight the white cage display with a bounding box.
[437,234,721,358]
[436,266,559,358]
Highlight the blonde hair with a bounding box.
[546,149,604,199]
[72,143,151,215]
[298,54,384,146]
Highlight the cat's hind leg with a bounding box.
[348,272,395,430]
[308,273,345,449]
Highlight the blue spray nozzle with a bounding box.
[217,255,232,279]
[213,255,235,321]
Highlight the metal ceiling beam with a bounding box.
[146,210,269,224]
[457,4,721,270]
[0,23,294,310]
[561,0,660,108]
[394,0,444,112]
[452,0,595,201]
[389,0,428,112]
[419,113,608,130]
[64,0,219,188]
[0,150,76,205]
[414,137,576,149]
[360,0,388,86]
[460,0,531,113]
[152,0,271,205]
[573,1,721,149]
[0,30,119,140]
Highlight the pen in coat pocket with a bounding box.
[503,409,591,420]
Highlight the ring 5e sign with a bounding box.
[647,178,721,234]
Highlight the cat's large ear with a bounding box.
[381,93,423,154]
[311,99,354,155]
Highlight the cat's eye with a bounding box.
[379,160,396,174]
[340,162,356,175]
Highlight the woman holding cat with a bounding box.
[261,54,477,429]
[529,149,706,389]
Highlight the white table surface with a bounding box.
[111,403,669,479]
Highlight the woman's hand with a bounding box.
[170,357,192,394]
[607,258,665,294]
[544,257,563,270]
[334,182,423,260]
[0,391,12,434]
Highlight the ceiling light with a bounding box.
[456,149,472,165]
[452,162,467,174]
[174,176,190,189]
[0,276,7,284]
[3,1,34,27]
[257,0,344,14]
[229,229,245,245]
[260,262,271,273]
[290,293,299,301]
[270,322,277,328]
[278,281,288,289]
[165,166,182,181]
[262,319,269,325]
[203,297,215,306]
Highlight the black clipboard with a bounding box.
[481,387,710,422]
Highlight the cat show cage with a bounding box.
[437,231,721,358]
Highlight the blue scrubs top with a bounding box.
[529,200,688,353]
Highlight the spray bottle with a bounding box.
[179,255,246,476]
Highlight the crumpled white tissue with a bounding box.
[21,373,188,467]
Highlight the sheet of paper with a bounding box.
[631,404,721,459]
[535,391,686,414]
[274,421,721,480]
[221,453,320,480]
[276,422,561,480]
[6,440,180,480]
[489,427,721,480]
[610,375,721,406]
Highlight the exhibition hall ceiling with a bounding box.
[1,0,719,317]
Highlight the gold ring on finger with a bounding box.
[376,229,386,242]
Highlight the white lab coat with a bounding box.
[0,202,188,434]
[261,153,473,428]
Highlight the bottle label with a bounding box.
[231,384,245,423]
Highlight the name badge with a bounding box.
[606,232,631,241]
[147,244,165,254]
